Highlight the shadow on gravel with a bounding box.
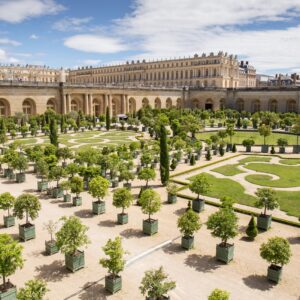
[98,219,117,227]
[77,282,108,300]
[242,274,275,291]
[74,209,94,219]
[35,260,70,282]
[185,254,221,273]
[287,236,300,245]
[162,242,183,255]
[120,228,144,239]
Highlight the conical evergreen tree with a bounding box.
[60,115,65,133]
[190,154,195,166]
[160,125,169,185]
[106,106,110,131]
[49,118,58,147]
[246,215,258,240]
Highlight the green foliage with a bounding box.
[177,209,201,237]
[208,289,230,300]
[49,118,58,147]
[56,147,73,162]
[88,176,110,201]
[205,149,212,161]
[43,220,58,242]
[166,182,178,196]
[232,144,237,153]
[220,196,235,209]
[139,266,176,298]
[0,192,15,216]
[170,158,177,170]
[49,166,66,187]
[65,163,79,177]
[255,188,279,215]
[70,176,84,196]
[139,189,161,220]
[189,174,210,199]
[56,216,90,255]
[36,159,49,181]
[277,138,288,147]
[106,106,110,131]
[258,124,271,145]
[160,125,169,185]
[190,154,196,165]
[11,153,28,173]
[138,167,156,187]
[113,188,133,214]
[270,146,275,154]
[0,234,24,286]
[99,237,126,277]
[260,237,292,266]
[13,193,41,224]
[242,139,255,147]
[17,279,48,300]
[246,216,258,240]
[60,180,70,193]
[207,208,239,245]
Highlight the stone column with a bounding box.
[108,95,112,117]
[66,94,71,113]
[84,94,89,115]
[89,94,93,115]
[62,94,67,114]
[121,94,126,114]
[125,95,128,114]
[104,94,108,114]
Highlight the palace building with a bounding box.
[68,52,256,89]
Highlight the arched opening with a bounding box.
[128,98,136,114]
[236,99,244,112]
[287,99,297,112]
[166,98,172,109]
[205,99,213,111]
[0,99,10,116]
[71,99,79,112]
[176,98,182,108]
[142,98,149,108]
[92,99,102,116]
[112,98,121,116]
[47,98,56,112]
[269,99,278,112]
[154,98,161,109]
[22,99,36,115]
[252,100,260,112]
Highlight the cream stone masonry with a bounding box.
[68,52,256,89]
[0,82,299,116]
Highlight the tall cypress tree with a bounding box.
[160,125,169,185]
[106,106,110,131]
[49,118,58,147]
[60,115,65,133]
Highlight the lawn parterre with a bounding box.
[211,164,244,176]
[279,159,300,165]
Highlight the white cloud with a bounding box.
[64,34,128,54]
[0,38,20,46]
[0,0,64,23]
[53,17,93,32]
[82,59,101,66]
[30,34,39,40]
[0,48,20,63]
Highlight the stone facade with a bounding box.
[0,82,299,116]
[68,52,256,89]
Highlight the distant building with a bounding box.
[256,74,275,87]
[269,73,300,87]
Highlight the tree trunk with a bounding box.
[2,274,5,287]
[26,212,28,224]
[264,205,267,215]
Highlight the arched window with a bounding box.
[47,99,56,111]
[155,98,161,109]
[23,100,34,115]
[269,99,278,112]
[236,99,244,112]
[252,100,260,112]
[166,98,172,109]
[142,98,149,108]
[128,98,136,114]
[176,98,182,108]
[0,100,8,116]
[287,99,297,112]
[71,100,78,112]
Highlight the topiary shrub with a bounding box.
[245,215,258,240]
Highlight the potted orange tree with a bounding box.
[113,188,134,225]
[70,176,84,206]
[0,192,15,228]
[189,174,210,212]
[44,220,59,256]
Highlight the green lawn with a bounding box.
[275,191,300,217]
[212,164,244,176]
[188,173,257,207]
[245,163,300,187]
[238,156,272,164]
[196,131,297,145]
[279,159,300,165]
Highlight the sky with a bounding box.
[0,0,300,75]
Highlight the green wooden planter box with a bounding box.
[8,172,15,180]
[143,219,158,236]
[216,243,234,264]
[257,214,272,231]
[45,241,59,255]
[72,196,82,207]
[245,145,252,152]
[65,251,85,272]
[279,147,285,154]
[3,216,15,228]
[19,224,35,242]
[92,201,105,215]
[63,194,71,202]
[181,236,194,250]
[3,168,13,178]
[146,296,169,300]
[293,145,300,153]
[52,187,63,199]
[0,286,17,300]
[37,181,48,192]
[16,173,25,183]
[117,213,128,225]
[167,194,177,204]
[123,182,132,190]
[267,265,282,283]
[192,199,205,213]
[111,180,119,188]
[105,275,122,294]
[261,145,269,153]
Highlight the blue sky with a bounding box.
[0,0,300,74]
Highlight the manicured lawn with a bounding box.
[15,138,38,145]
[238,156,272,164]
[245,163,300,187]
[196,131,297,145]
[188,173,257,207]
[211,164,244,176]
[275,191,300,217]
[279,159,300,165]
